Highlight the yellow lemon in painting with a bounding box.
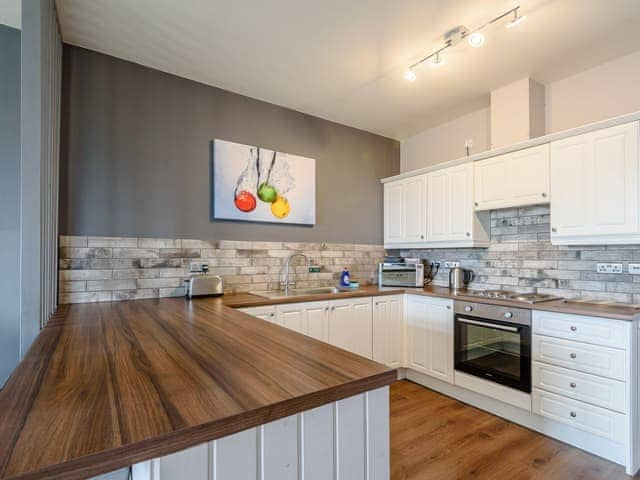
[270,196,290,219]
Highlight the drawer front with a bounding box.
[533,335,627,381]
[532,362,627,413]
[533,389,626,443]
[533,310,628,349]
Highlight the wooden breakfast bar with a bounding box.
[0,297,396,480]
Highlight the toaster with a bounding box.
[184,275,224,298]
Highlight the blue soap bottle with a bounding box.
[339,267,350,288]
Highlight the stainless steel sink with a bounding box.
[250,286,346,299]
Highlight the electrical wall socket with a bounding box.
[189,261,209,273]
[444,261,460,268]
[596,263,623,274]
[629,263,640,275]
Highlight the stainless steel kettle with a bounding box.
[449,267,474,290]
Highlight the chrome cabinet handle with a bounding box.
[330,306,335,311]
[325,307,329,311]
[570,325,577,331]
[446,305,451,310]
[466,232,470,237]
[420,235,424,239]
[542,192,547,198]
[551,227,557,233]
[570,411,577,418]
[570,382,576,388]
[570,353,577,359]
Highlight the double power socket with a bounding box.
[597,263,640,274]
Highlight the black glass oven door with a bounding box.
[454,315,531,393]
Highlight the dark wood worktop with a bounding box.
[0,297,396,480]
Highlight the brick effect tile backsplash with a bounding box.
[59,237,384,304]
[394,205,640,305]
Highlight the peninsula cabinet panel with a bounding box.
[474,144,550,211]
[132,388,390,480]
[550,121,640,244]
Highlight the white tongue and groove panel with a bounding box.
[126,387,390,480]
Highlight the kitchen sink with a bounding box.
[250,286,347,299]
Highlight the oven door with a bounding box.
[454,314,531,393]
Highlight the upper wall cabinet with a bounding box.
[474,144,550,211]
[550,121,640,245]
[383,166,489,249]
[383,174,427,246]
[427,164,490,247]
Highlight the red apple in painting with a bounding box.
[234,190,257,212]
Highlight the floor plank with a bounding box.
[390,380,634,480]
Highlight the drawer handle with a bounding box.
[570,411,577,418]
[570,382,576,388]
[541,192,547,198]
[570,325,577,331]
[570,353,577,359]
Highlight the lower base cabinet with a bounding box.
[328,297,373,359]
[406,295,454,384]
[372,295,404,368]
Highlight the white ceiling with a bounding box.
[0,0,20,29]
[56,0,640,140]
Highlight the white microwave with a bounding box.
[378,262,424,287]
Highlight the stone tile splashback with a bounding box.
[394,205,640,304]
[58,236,384,304]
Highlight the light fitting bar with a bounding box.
[404,5,525,78]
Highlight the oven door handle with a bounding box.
[457,317,519,332]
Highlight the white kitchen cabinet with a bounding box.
[406,295,454,383]
[372,295,404,368]
[474,143,550,211]
[427,163,490,247]
[237,306,276,323]
[274,301,329,342]
[328,297,373,359]
[383,174,427,247]
[550,121,640,244]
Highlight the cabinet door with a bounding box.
[305,302,329,342]
[591,122,639,235]
[551,122,639,239]
[328,298,373,359]
[403,175,427,243]
[406,295,453,383]
[424,299,454,383]
[372,295,404,368]
[426,169,448,242]
[238,306,276,323]
[550,134,591,237]
[406,296,428,374]
[508,144,550,206]
[447,164,473,241]
[276,304,306,334]
[474,154,507,210]
[384,181,404,244]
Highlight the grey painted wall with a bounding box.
[0,25,21,386]
[60,46,400,244]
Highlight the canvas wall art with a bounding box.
[211,139,316,225]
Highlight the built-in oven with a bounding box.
[454,301,531,393]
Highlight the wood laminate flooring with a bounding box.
[390,380,634,480]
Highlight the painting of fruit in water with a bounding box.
[211,139,316,225]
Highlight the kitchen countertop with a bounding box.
[0,297,396,480]
[226,284,640,321]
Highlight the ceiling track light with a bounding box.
[403,5,526,80]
